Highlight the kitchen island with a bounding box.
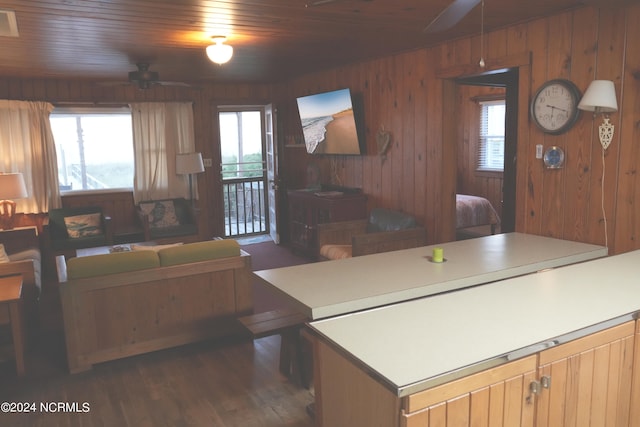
[308,249,640,426]
[255,233,606,320]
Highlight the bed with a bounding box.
[456,194,501,234]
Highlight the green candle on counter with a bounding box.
[432,247,444,263]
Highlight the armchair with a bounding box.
[137,198,199,244]
[317,208,426,260]
[43,206,113,254]
[0,227,42,325]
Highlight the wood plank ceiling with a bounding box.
[0,0,626,85]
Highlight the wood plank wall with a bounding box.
[1,4,639,254]
[276,3,640,253]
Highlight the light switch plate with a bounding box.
[536,144,543,159]
[203,158,213,167]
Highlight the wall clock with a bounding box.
[543,146,565,169]
[530,79,581,135]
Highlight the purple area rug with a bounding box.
[240,240,311,313]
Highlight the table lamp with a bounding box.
[176,152,205,207]
[0,173,28,230]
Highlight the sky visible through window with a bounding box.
[50,112,134,191]
[479,101,505,171]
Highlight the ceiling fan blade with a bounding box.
[96,81,131,87]
[424,0,481,33]
[306,0,338,6]
[156,81,191,87]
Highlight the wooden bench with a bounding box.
[239,308,310,386]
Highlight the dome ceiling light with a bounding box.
[206,36,233,65]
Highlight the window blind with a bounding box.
[477,99,505,171]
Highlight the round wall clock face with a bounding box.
[530,79,581,134]
[543,146,565,169]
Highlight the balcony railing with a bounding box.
[222,161,268,237]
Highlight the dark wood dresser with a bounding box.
[287,189,367,258]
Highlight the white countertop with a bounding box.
[309,250,640,397]
[255,233,606,319]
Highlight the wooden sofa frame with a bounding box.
[317,219,427,260]
[58,251,252,373]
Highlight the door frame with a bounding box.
[438,53,531,242]
[456,68,519,234]
[216,105,271,238]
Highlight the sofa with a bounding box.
[0,227,42,325]
[317,208,427,260]
[57,239,252,373]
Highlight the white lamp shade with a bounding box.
[0,173,28,199]
[176,152,205,175]
[578,80,618,113]
[206,38,233,65]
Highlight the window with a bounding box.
[219,110,265,179]
[477,99,505,172]
[50,107,134,192]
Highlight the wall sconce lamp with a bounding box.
[176,152,205,207]
[578,80,618,150]
[0,172,28,230]
[206,36,233,65]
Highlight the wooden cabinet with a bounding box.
[401,355,537,427]
[287,189,366,258]
[314,337,537,427]
[535,321,635,427]
[631,320,640,427]
[313,320,639,427]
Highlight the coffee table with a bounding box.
[75,241,157,257]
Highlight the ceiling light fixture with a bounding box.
[206,36,233,65]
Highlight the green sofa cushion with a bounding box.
[158,239,240,267]
[67,250,160,279]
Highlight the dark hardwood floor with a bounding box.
[0,238,315,427]
[2,326,314,426]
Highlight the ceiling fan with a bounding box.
[99,63,191,90]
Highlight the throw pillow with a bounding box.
[0,244,9,263]
[139,201,179,228]
[64,213,104,238]
[130,243,183,252]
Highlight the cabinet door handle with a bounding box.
[527,375,551,404]
[540,375,551,389]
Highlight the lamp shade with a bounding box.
[578,80,618,113]
[176,152,205,175]
[0,173,28,199]
[206,36,233,65]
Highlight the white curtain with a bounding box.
[130,102,196,202]
[0,100,61,213]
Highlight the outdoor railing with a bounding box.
[222,175,268,237]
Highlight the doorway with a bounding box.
[218,106,273,239]
[455,68,518,236]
